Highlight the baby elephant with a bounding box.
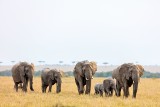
[41,68,62,93]
[94,83,104,97]
[103,78,117,97]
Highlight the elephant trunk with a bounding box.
[85,80,91,94]
[56,82,61,93]
[29,75,34,91]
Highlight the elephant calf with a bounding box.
[41,68,62,93]
[103,78,117,97]
[94,83,104,97]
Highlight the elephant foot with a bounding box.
[30,88,34,91]
[132,95,136,99]
[85,91,90,95]
[79,90,84,95]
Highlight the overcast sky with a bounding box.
[0,0,160,65]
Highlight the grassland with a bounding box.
[0,77,160,107]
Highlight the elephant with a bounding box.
[41,68,62,93]
[112,63,144,98]
[73,60,97,94]
[94,83,104,97]
[103,78,117,97]
[11,62,34,92]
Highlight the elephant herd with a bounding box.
[11,60,144,98]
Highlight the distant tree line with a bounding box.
[0,70,160,78]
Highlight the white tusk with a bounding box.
[91,76,93,79]
[86,78,89,80]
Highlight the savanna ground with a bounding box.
[0,77,160,107]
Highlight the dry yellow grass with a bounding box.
[0,77,160,107]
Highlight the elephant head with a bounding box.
[125,64,144,82]
[19,63,34,78]
[82,61,97,80]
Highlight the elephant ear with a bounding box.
[59,70,64,77]
[74,62,84,77]
[89,61,97,75]
[136,64,144,77]
[30,63,35,72]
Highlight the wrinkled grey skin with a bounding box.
[11,62,34,92]
[94,83,104,97]
[112,63,144,98]
[103,78,117,97]
[41,68,62,93]
[73,60,97,95]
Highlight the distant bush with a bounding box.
[0,70,160,78]
[0,70,11,76]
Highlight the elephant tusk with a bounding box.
[91,76,93,79]
[86,78,89,80]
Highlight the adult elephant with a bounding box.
[41,68,62,93]
[11,62,35,92]
[112,63,144,98]
[73,60,97,94]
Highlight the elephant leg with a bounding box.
[95,90,99,95]
[123,80,129,98]
[78,80,84,94]
[104,88,107,97]
[42,83,45,93]
[26,78,29,91]
[116,81,121,97]
[42,85,44,93]
[85,80,91,94]
[114,87,118,96]
[110,88,113,96]
[107,89,110,97]
[133,81,138,98]
[44,85,48,93]
[21,77,27,92]
[29,77,34,91]
[75,79,80,94]
[100,90,103,97]
[105,88,110,97]
[48,83,52,93]
[15,82,18,92]
[127,86,129,96]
